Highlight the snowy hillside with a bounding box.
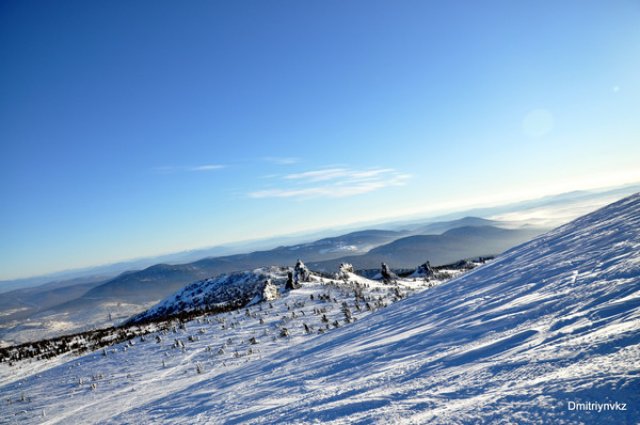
[175,192,635,424]
[0,215,545,346]
[126,266,293,324]
[1,193,639,424]
[0,260,469,423]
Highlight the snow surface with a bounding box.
[0,264,455,424]
[1,193,640,424]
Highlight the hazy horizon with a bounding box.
[2,182,638,282]
[2,1,639,280]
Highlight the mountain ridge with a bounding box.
[0,218,545,345]
[310,224,546,271]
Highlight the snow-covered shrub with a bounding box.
[261,279,279,301]
[294,259,310,283]
[336,263,354,280]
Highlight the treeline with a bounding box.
[0,300,246,365]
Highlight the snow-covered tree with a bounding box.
[261,279,279,301]
[336,263,354,280]
[292,259,310,286]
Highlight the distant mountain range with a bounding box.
[5,181,635,346]
[4,182,638,296]
[78,228,407,301]
[0,215,551,346]
[309,225,545,271]
[401,216,502,234]
[35,219,521,310]
[0,275,107,323]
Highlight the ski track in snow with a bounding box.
[1,194,640,424]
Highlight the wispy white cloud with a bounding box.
[188,164,226,172]
[284,168,350,182]
[153,164,226,174]
[263,156,300,165]
[249,167,410,199]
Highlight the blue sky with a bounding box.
[1,0,639,280]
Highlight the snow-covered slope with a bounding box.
[125,193,639,424]
[1,194,639,424]
[126,266,292,324]
[184,192,636,424]
[0,260,466,423]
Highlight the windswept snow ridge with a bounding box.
[1,193,639,424]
